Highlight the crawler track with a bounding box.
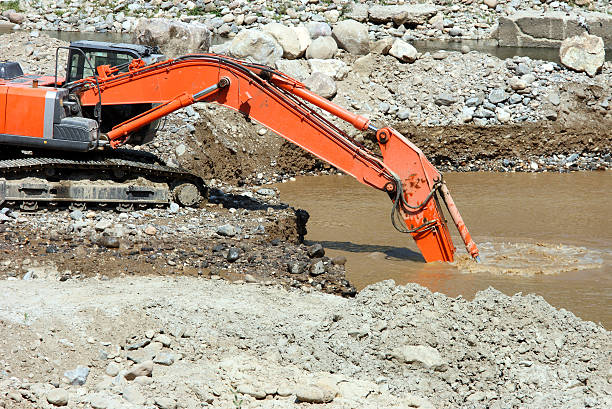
[0,148,206,211]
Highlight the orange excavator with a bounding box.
[0,41,479,263]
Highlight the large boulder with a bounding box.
[389,39,418,63]
[308,59,349,80]
[559,33,605,77]
[133,18,211,57]
[332,19,369,55]
[2,10,25,24]
[368,4,439,26]
[275,60,311,81]
[306,21,332,39]
[228,29,283,65]
[262,23,310,59]
[303,72,337,99]
[306,36,338,60]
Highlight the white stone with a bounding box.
[389,39,418,63]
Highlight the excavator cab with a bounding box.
[65,41,167,145]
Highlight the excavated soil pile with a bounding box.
[0,278,609,408]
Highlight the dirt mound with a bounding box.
[0,277,609,408]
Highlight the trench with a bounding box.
[277,171,612,328]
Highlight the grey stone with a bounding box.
[153,352,175,366]
[69,210,83,221]
[216,224,237,237]
[226,247,240,262]
[306,36,337,60]
[105,362,121,377]
[275,59,311,81]
[368,4,438,26]
[488,88,509,104]
[435,94,457,106]
[124,360,153,380]
[303,72,337,99]
[263,23,310,59]
[154,334,172,347]
[308,59,348,81]
[90,395,109,409]
[307,243,325,258]
[389,39,417,63]
[237,383,266,399]
[133,18,211,57]
[310,260,325,276]
[559,32,605,77]
[371,37,395,55]
[229,29,283,65]
[390,345,446,371]
[332,19,369,55]
[46,388,69,406]
[306,22,331,39]
[64,365,90,386]
[289,261,307,274]
[295,384,335,403]
[256,188,276,196]
[123,385,145,405]
[465,97,482,107]
[169,202,180,213]
[397,109,410,120]
[155,397,177,409]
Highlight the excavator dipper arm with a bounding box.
[75,54,479,263]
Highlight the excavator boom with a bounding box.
[53,54,481,262]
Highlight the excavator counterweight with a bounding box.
[0,44,479,263]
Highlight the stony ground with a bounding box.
[0,19,611,409]
[0,277,610,409]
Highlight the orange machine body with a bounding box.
[74,55,479,262]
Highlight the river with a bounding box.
[277,172,612,328]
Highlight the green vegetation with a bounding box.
[232,390,243,409]
[187,6,207,16]
[0,0,22,12]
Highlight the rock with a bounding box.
[64,365,90,386]
[90,395,109,409]
[496,107,511,123]
[331,255,347,266]
[236,383,266,399]
[368,4,439,26]
[508,77,527,91]
[124,360,153,380]
[371,37,395,55]
[46,388,68,406]
[332,19,369,55]
[389,39,418,63]
[144,225,157,235]
[226,247,240,262]
[303,73,337,99]
[216,224,237,237]
[391,345,446,371]
[488,88,509,104]
[169,202,180,213]
[229,29,283,65]
[133,18,211,57]
[275,59,311,81]
[153,352,175,366]
[289,261,307,274]
[262,23,309,59]
[295,384,336,404]
[307,243,325,258]
[95,219,113,231]
[155,397,177,409]
[435,94,457,106]
[306,36,337,60]
[154,334,172,347]
[100,236,120,249]
[5,11,25,25]
[69,210,83,221]
[484,0,498,9]
[345,3,368,22]
[105,362,121,377]
[256,188,276,196]
[310,260,325,276]
[308,59,348,80]
[306,22,331,39]
[530,161,539,171]
[559,33,605,77]
[123,385,145,405]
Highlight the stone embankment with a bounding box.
[1,0,612,46]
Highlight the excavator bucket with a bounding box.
[376,127,478,263]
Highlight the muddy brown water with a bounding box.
[277,172,612,328]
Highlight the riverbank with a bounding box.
[2,0,612,44]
